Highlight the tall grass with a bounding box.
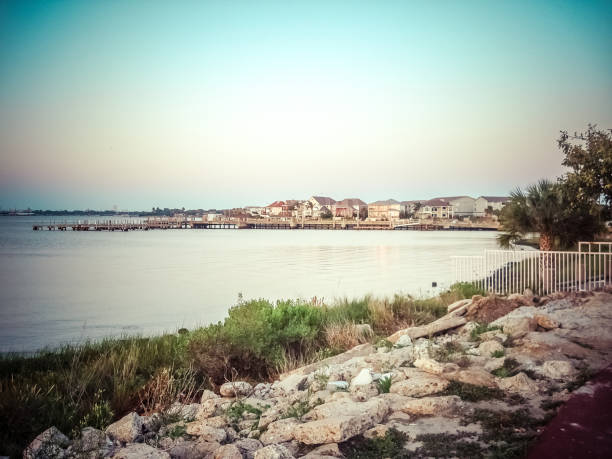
[0,283,482,457]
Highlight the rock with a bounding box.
[254,444,295,459]
[326,381,349,392]
[350,368,373,387]
[390,369,450,397]
[478,340,504,357]
[112,444,170,458]
[24,426,70,459]
[497,372,539,394]
[213,444,243,459]
[387,316,467,343]
[184,422,227,443]
[350,383,379,401]
[399,395,461,416]
[363,424,390,439]
[142,413,163,433]
[444,369,497,388]
[294,397,389,444]
[387,411,412,422]
[534,314,560,330]
[498,317,535,338]
[68,427,113,458]
[202,415,230,429]
[234,439,263,459]
[167,439,221,459]
[523,288,534,298]
[465,295,521,323]
[413,358,445,375]
[395,334,413,348]
[201,389,220,403]
[479,331,508,344]
[220,381,253,397]
[260,418,300,445]
[539,360,576,379]
[302,443,344,458]
[167,403,200,421]
[106,412,143,443]
[197,398,233,419]
[484,357,505,372]
[275,374,308,395]
[447,299,471,313]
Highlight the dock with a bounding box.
[33,217,498,232]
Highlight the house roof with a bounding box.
[436,196,474,202]
[421,198,453,207]
[369,199,401,206]
[311,196,336,206]
[479,196,510,203]
[401,200,424,205]
[267,200,286,207]
[335,198,367,207]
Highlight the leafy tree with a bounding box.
[498,179,602,250]
[558,125,612,217]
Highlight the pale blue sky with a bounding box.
[1,0,611,210]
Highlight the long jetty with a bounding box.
[32,217,498,232]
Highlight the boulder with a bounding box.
[413,357,446,375]
[201,389,220,403]
[220,381,253,397]
[166,403,200,421]
[260,418,300,445]
[390,369,450,397]
[294,397,389,444]
[447,299,471,313]
[197,398,233,419]
[24,426,71,459]
[274,374,308,395]
[167,439,221,459]
[234,438,263,459]
[254,444,295,459]
[350,368,373,387]
[497,317,535,338]
[387,316,467,343]
[399,395,461,416]
[538,360,576,379]
[106,412,143,443]
[497,372,539,394]
[213,444,243,459]
[534,314,560,330]
[111,444,170,459]
[478,340,504,357]
[184,422,227,443]
[444,369,497,388]
[302,443,344,458]
[326,381,349,392]
[68,427,113,458]
[484,357,506,372]
[465,295,522,323]
[395,334,413,348]
[363,424,390,439]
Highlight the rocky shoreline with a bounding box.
[24,290,612,458]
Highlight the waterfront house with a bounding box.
[368,199,403,220]
[417,198,454,219]
[334,198,368,219]
[308,196,337,218]
[474,196,510,216]
[265,201,286,217]
[436,196,477,217]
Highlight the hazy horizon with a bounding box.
[1,0,611,210]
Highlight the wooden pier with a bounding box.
[33,217,498,232]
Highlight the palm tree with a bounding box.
[498,179,603,250]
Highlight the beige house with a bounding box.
[436,196,476,217]
[334,198,367,218]
[307,196,336,218]
[474,196,510,216]
[368,199,403,220]
[417,199,454,219]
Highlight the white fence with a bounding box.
[452,242,612,295]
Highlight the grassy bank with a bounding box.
[0,283,482,457]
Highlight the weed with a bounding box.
[167,423,187,439]
[226,401,263,425]
[442,380,505,402]
[283,398,323,421]
[491,358,520,378]
[339,429,410,459]
[470,323,501,341]
[377,375,392,394]
[415,432,483,458]
[491,350,505,358]
[432,341,463,362]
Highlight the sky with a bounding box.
[0,0,611,210]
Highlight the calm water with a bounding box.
[0,217,499,352]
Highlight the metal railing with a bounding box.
[452,242,612,295]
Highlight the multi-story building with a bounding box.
[417,199,454,219]
[367,199,403,220]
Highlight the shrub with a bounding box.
[377,375,392,394]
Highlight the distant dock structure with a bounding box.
[33,217,498,232]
